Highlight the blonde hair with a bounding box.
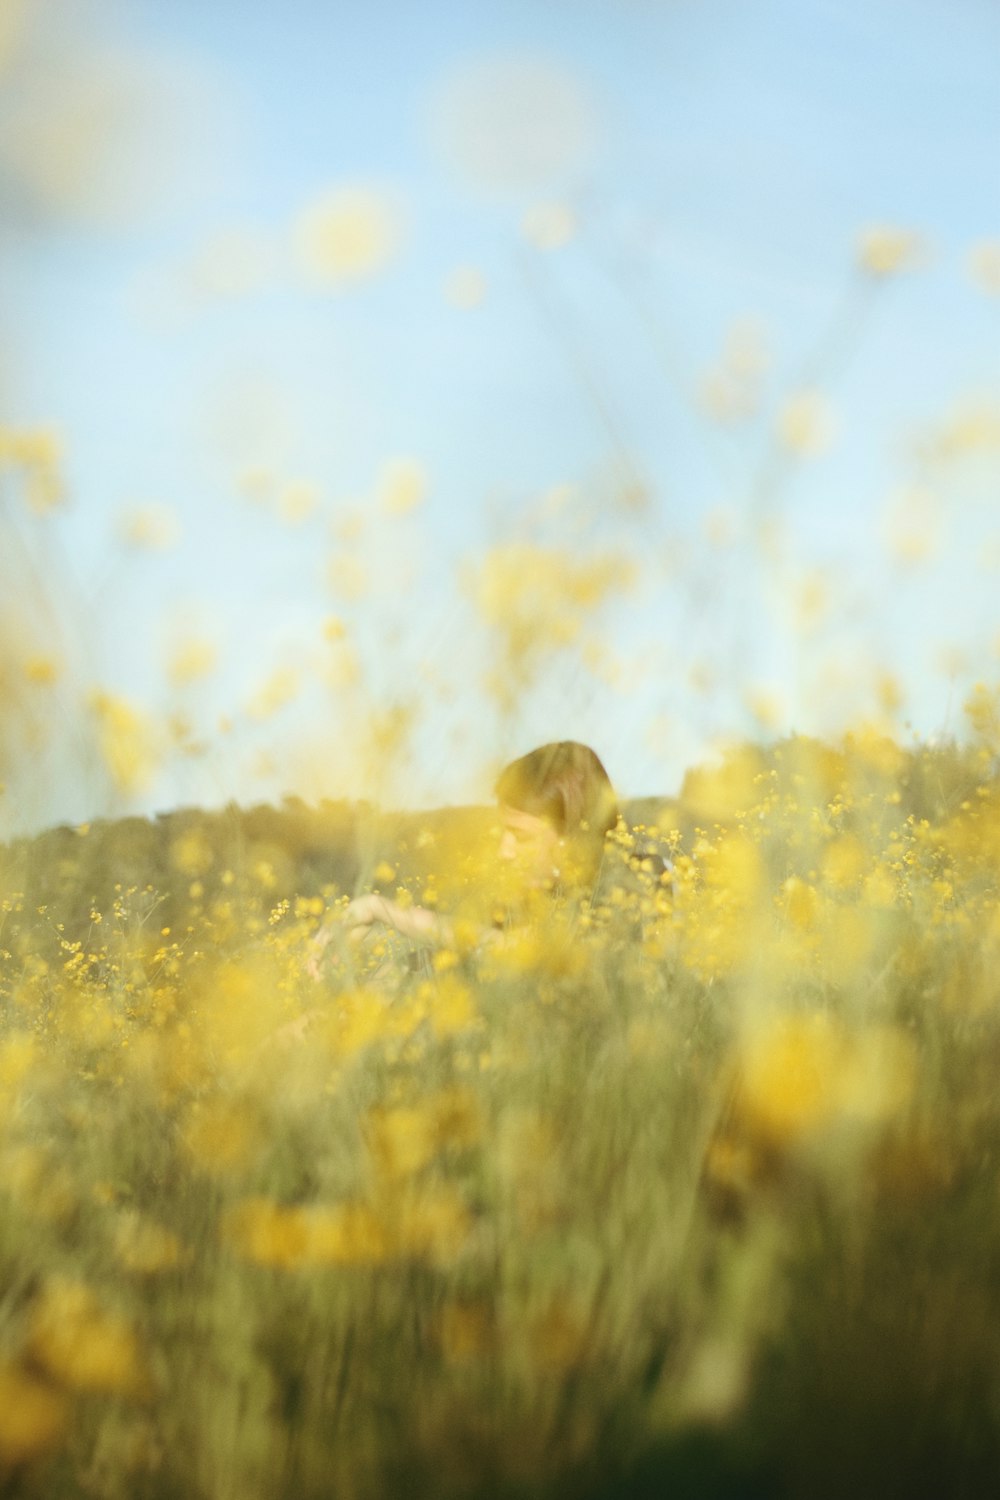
[495,742,618,885]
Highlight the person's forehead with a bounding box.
[499,804,552,835]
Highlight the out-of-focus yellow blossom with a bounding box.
[777,390,837,456]
[113,1211,188,1274]
[791,571,830,633]
[521,201,576,249]
[0,1363,69,1466]
[967,239,1000,295]
[815,903,877,987]
[925,400,1000,461]
[324,640,361,690]
[443,265,487,308]
[222,1197,310,1268]
[0,1030,36,1092]
[378,457,427,516]
[682,745,767,822]
[167,637,217,686]
[246,667,299,720]
[426,975,478,1037]
[22,654,60,686]
[821,833,868,890]
[392,1185,473,1264]
[237,466,275,505]
[876,672,904,718]
[169,827,214,876]
[882,485,942,566]
[326,553,369,600]
[857,225,925,276]
[737,1013,916,1151]
[837,1025,917,1123]
[277,480,320,524]
[89,691,159,794]
[470,542,634,704]
[744,686,786,732]
[325,986,420,1057]
[182,1097,264,1174]
[779,877,818,931]
[118,502,181,550]
[965,682,1000,754]
[0,425,65,511]
[700,320,769,423]
[28,1277,145,1396]
[367,1105,440,1179]
[293,185,401,286]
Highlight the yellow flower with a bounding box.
[182,1098,263,1174]
[246,667,299,720]
[778,390,837,456]
[114,1212,188,1274]
[118,502,181,550]
[222,1197,310,1268]
[521,201,576,250]
[857,225,925,276]
[738,1013,844,1144]
[294,185,401,285]
[377,457,427,516]
[780,877,818,931]
[277,480,320,524]
[22,654,60,686]
[0,1364,68,1465]
[169,827,214,876]
[367,1105,440,1179]
[967,239,1000,295]
[167,638,217,686]
[393,1185,472,1264]
[28,1278,145,1396]
[88,690,159,794]
[427,975,477,1037]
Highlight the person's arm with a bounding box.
[348,894,454,947]
[305,894,454,980]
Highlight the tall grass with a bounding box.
[2,732,1000,1498]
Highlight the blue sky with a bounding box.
[1,0,998,830]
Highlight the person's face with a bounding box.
[497,804,562,889]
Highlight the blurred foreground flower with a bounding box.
[27,1276,146,1396]
[777,390,837,456]
[118,502,181,551]
[737,1013,916,1148]
[967,240,1000,296]
[0,425,64,511]
[521,201,576,249]
[857,225,925,277]
[0,1364,68,1467]
[294,185,402,286]
[378,457,427,516]
[89,690,160,795]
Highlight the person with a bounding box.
[305,741,619,979]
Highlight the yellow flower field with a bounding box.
[2,731,1000,1497]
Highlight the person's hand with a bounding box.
[306,897,389,980]
[343,894,388,941]
[304,944,326,982]
[305,922,337,982]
